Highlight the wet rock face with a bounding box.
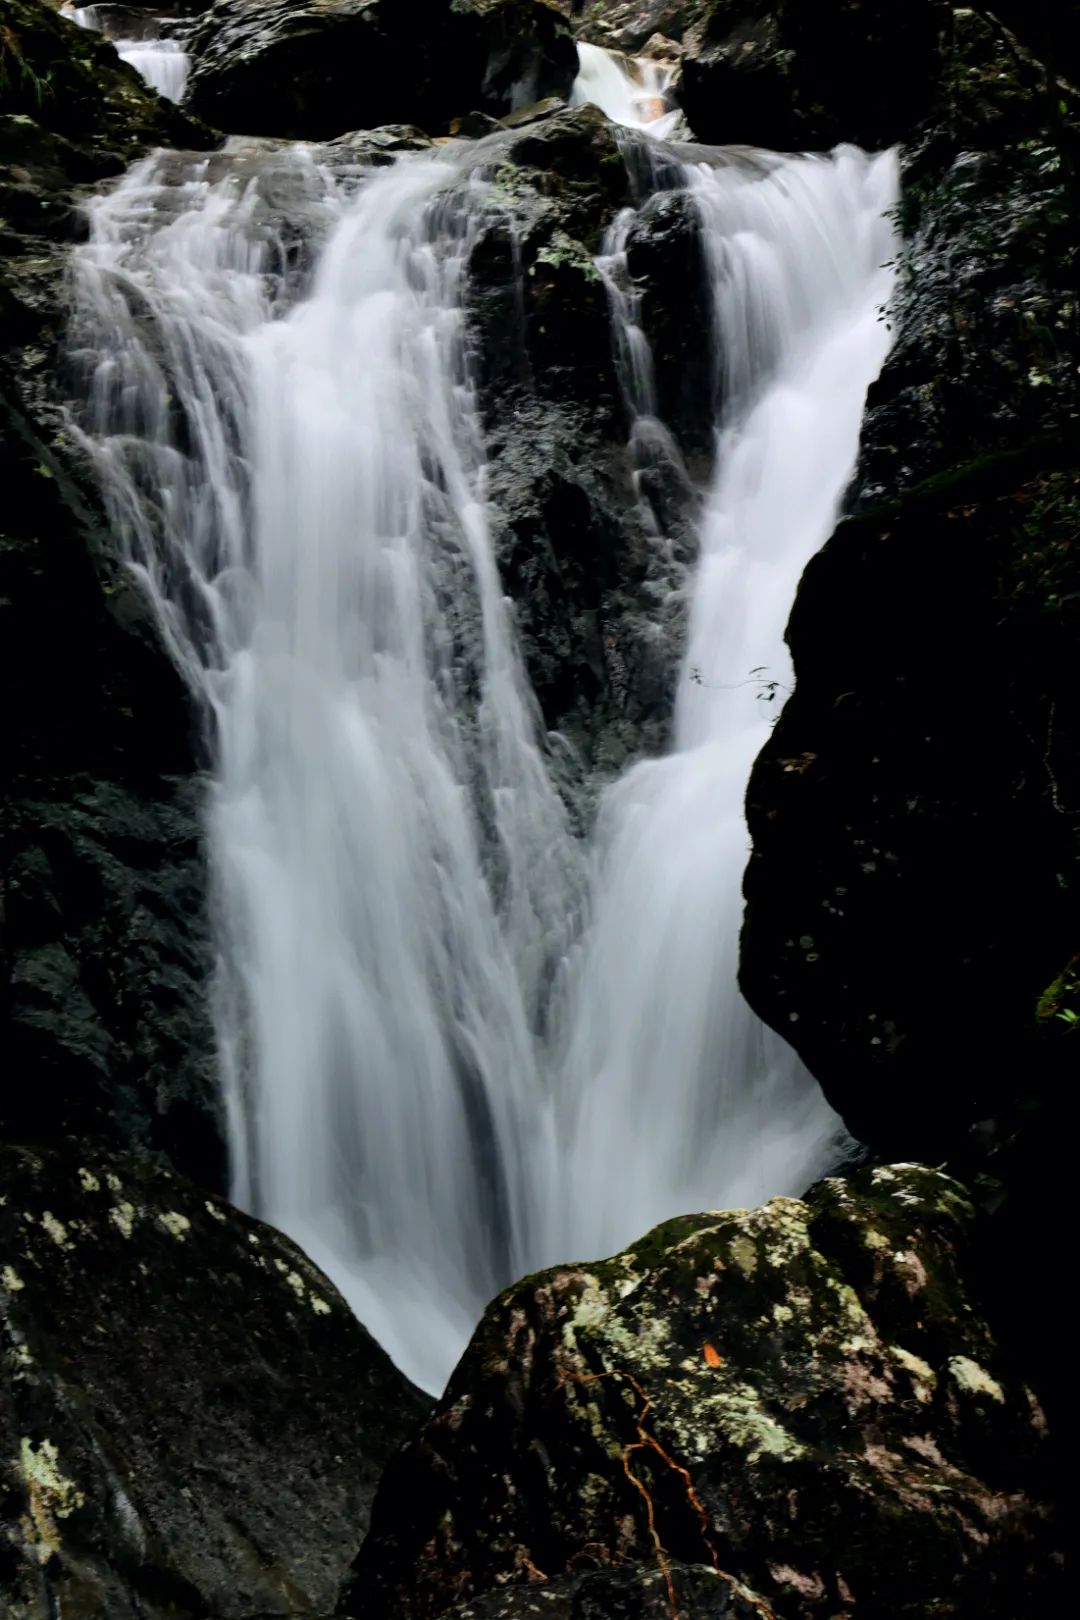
[0,1142,430,1620]
[572,0,952,149]
[348,1165,1058,1620]
[185,0,579,141]
[461,107,702,785]
[677,0,953,150]
[740,13,1079,1159]
[1,0,222,1181]
[739,5,1078,1420]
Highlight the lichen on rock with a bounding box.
[348,1164,1058,1619]
[0,1142,430,1620]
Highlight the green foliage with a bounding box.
[0,22,53,112]
[1037,956,1080,1027]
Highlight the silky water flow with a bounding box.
[68,71,899,1391]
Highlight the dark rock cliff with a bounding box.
[738,8,1078,1418]
[185,0,579,141]
[1,0,223,1183]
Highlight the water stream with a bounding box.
[63,4,191,101]
[69,60,898,1392]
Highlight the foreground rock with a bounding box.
[444,1563,773,1618]
[348,1165,1057,1620]
[0,1142,429,1619]
[185,0,578,140]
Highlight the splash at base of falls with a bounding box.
[70,126,897,1394]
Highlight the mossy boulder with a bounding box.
[184,0,579,141]
[347,1165,1058,1620]
[0,1141,429,1619]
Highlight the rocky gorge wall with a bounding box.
[0,0,1073,1615]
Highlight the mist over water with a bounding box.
[69,63,898,1392]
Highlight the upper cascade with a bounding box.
[569,39,681,137]
[62,3,191,101]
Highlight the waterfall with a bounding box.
[570,41,680,137]
[551,147,898,1262]
[62,4,191,101]
[70,124,897,1392]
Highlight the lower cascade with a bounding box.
[69,73,897,1393]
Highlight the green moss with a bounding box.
[1037,955,1080,1026]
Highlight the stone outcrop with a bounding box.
[184,0,579,141]
[462,107,702,782]
[739,7,1077,1418]
[738,25,1078,1156]
[1,0,222,1182]
[348,1165,1058,1620]
[0,1141,429,1620]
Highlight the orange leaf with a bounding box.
[703,1342,723,1368]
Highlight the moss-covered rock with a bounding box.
[347,1164,1058,1620]
[0,1141,429,1619]
[184,0,579,141]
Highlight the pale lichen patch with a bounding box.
[41,1211,72,1250]
[948,1356,1005,1404]
[310,1293,332,1315]
[2,1264,25,1292]
[204,1200,227,1223]
[109,1203,136,1239]
[891,1345,936,1401]
[157,1212,191,1241]
[710,1383,808,1463]
[728,1234,758,1275]
[19,1438,85,1560]
[105,1173,122,1194]
[77,1168,100,1194]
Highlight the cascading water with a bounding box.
[551,147,898,1262]
[570,41,680,138]
[69,76,898,1391]
[63,4,191,101]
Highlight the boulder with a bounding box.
[0,1141,429,1619]
[347,1164,1058,1620]
[184,0,579,141]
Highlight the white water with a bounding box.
[63,5,190,101]
[571,41,680,138]
[70,126,897,1393]
[552,148,898,1259]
